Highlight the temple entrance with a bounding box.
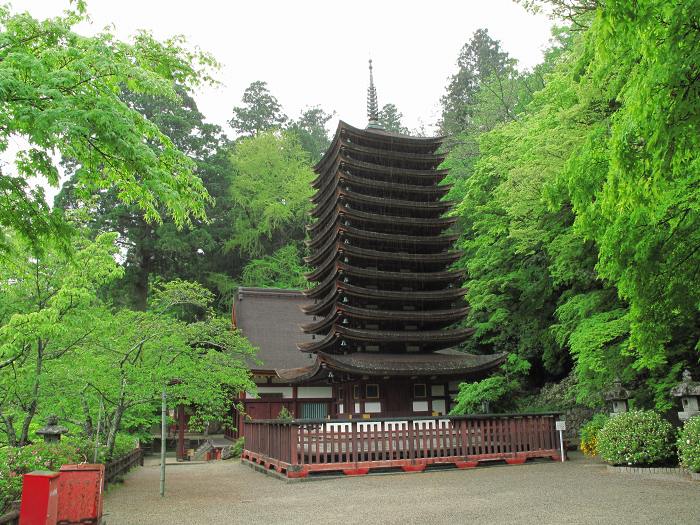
[384,381,411,417]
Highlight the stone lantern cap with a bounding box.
[36,415,69,437]
[670,369,700,397]
[604,380,631,402]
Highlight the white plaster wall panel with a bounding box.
[364,401,381,413]
[247,386,293,399]
[412,400,429,412]
[354,402,361,413]
[297,386,333,398]
[431,385,445,397]
[432,399,446,414]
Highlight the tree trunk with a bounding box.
[19,338,44,446]
[81,395,94,439]
[105,404,125,459]
[0,412,17,447]
[132,227,152,311]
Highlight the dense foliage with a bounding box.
[0,233,256,456]
[579,414,609,457]
[444,0,700,411]
[0,4,216,252]
[597,410,675,466]
[677,416,700,473]
[451,354,530,414]
[0,433,135,510]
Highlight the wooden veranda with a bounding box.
[242,413,564,478]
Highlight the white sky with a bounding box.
[14,0,554,136]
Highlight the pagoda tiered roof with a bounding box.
[299,120,472,357]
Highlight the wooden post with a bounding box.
[160,387,166,498]
[176,404,185,461]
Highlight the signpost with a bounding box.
[555,420,566,462]
[160,387,166,497]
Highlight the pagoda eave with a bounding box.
[299,304,471,333]
[314,350,506,378]
[312,156,449,188]
[307,206,457,235]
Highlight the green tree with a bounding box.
[229,80,287,136]
[0,5,216,251]
[0,233,123,446]
[560,0,700,406]
[287,106,334,163]
[225,131,314,257]
[56,87,236,310]
[439,28,513,136]
[240,244,309,289]
[49,280,255,457]
[378,103,408,134]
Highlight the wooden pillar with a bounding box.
[236,391,245,439]
[176,404,186,461]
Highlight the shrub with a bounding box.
[0,434,140,512]
[597,410,675,466]
[231,437,244,458]
[277,406,293,421]
[0,441,86,513]
[579,413,609,456]
[677,416,700,473]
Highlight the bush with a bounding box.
[0,441,86,513]
[580,413,609,456]
[597,410,675,466]
[677,416,700,473]
[0,434,140,512]
[231,437,244,458]
[277,406,293,421]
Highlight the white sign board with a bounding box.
[555,420,566,432]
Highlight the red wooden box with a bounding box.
[19,471,60,525]
[56,464,104,524]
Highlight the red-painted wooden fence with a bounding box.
[242,414,563,478]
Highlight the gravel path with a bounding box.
[104,453,700,525]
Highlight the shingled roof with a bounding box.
[233,287,313,372]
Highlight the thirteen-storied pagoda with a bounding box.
[260,61,505,418]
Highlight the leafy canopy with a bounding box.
[226,131,314,257]
[0,4,217,251]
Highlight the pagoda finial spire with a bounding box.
[366,59,383,129]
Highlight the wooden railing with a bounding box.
[242,414,562,477]
[104,448,144,489]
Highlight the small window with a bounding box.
[365,384,379,399]
[413,384,427,399]
[337,387,345,401]
[353,384,361,400]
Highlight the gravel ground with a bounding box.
[104,453,700,525]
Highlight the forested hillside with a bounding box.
[445,1,700,413]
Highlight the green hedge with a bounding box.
[678,416,700,473]
[597,410,675,467]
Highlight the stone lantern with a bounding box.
[36,415,68,444]
[604,380,631,417]
[670,369,700,421]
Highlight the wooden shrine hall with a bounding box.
[236,62,564,477]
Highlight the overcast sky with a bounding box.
[15,0,554,136]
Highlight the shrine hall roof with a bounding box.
[233,287,313,372]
